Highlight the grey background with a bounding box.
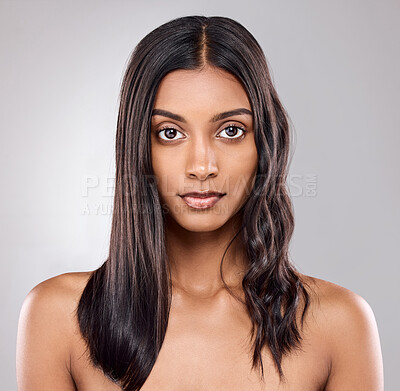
[1,0,398,390]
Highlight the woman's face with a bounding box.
[150,65,258,232]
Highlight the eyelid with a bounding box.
[155,125,185,141]
[155,121,248,142]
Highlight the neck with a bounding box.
[164,213,248,299]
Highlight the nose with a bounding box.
[185,136,218,181]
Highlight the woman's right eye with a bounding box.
[156,127,185,142]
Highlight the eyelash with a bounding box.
[155,123,248,143]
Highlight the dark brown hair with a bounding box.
[76,15,310,390]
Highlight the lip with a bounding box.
[180,191,225,198]
[179,193,225,209]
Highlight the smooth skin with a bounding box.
[150,65,258,297]
[16,65,384,390]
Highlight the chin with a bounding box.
[165,210,232,232]
[178,219,229,233]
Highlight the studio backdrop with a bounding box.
[0,1,398,390]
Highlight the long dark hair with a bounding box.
[76,15,310,390]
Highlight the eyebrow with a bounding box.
[151,108,253,123]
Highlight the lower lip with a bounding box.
[181,195,224,209]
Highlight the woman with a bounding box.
[16,15,384,391]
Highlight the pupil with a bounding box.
[166,129,175,139]
[226,126,237,137]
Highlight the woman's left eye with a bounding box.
[218,125,247,140]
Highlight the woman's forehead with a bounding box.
[153,67,251,110]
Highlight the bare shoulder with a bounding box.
[22,271,92,318]
[21,271,93,339]
[301,274,366,307]
[34,270,92,292]
[299,274,384,390]
[18,270,93,338]
[300,274,378,329]
[17,271,93,390]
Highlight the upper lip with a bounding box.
[180,190,225,198]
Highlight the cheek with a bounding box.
[229,143,258,182]
[229,168,256,198]
[151,150,181,199]
[151,147,167,196]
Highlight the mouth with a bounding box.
[179,191,226,210]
